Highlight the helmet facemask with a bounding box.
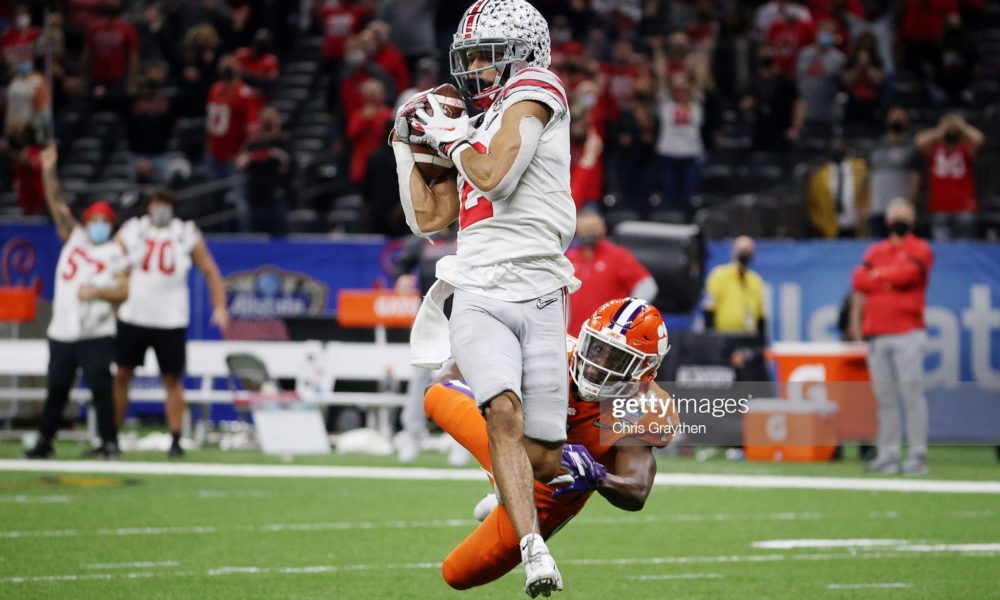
[450,38,531,112]
[571,326,661,402]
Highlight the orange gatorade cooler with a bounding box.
[0,286,37,322]
[743,399,838,462]
[767,341,877,443]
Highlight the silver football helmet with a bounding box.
[450,0,551,112]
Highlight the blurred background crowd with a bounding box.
[1,0,998,241]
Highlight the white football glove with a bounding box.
[411,95,471,159]
[392,88,432,145]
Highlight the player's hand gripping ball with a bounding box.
[393,84,467,182]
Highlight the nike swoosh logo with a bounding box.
[592,419,613,431]
[536,298,557,309]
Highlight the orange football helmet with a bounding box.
[571,298,670,401]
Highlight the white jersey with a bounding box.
[436,67,580,302]
[117,216,201,329]
[47,226,129,342]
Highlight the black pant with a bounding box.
[40,337,117,445]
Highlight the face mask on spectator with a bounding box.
[220,67,236,81]
[888,220,911,237]
[758,56,774,70]
[88,221,112,244]
[737,253,753,267]
[15,14,30,30]
[888,120,907,133]
[346,51,365,68]
[944,129,961,144]
[578,234,600,248]
[830,149,847,162]
[150,204,173,227]
[253,39,271,55]
[15,61,31,75]
[817,31,835,48]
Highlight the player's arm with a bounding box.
[597,445,657,512]
[39,145,77,242]
[450,100,551,202]
[81,271,130,305]
[391,136,460,236]
[191,237,229,331]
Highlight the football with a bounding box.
[410,83,466,182]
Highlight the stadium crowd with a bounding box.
[0,0,997,241]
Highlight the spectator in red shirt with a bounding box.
[346,79,392,184]
[206,55,258,231]
[235,28,279,120]
[316,0,372,64]
[565,211,658,336]
[236,28,280,99]
[851,200,933,475]
[81,0,138,101]
[569,105,604,212]
[9,125,45,215]
[766,7,815,75]
[899,0,959,74]
[335,34,395,125]
[364,21,410,96]
[915,114,983,240]
[1,4,39,70]
[841,32,885,126]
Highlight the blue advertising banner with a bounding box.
[4,222,998,439]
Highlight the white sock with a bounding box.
[520,533,547,563]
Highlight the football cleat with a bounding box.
[22,442,54,459]
[521,534,562,597]
[168,442,186,459]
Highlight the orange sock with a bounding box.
[424,382,492,471]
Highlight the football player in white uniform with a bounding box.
[23,147,130,459]
[113,188,228,458]
[392,1,577,596]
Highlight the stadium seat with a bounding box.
[696,207,735,240]
[288,208,322,234]
[325,208,365,234]
[604,208,640,233]
[611,221,705,314]
[334,195,363,210]
[59,164,96,180]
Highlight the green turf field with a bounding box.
[1,445,999,599]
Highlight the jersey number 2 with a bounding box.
[458,142,492,229]
[142,239,176,274]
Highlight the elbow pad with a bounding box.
[453,115,543,203]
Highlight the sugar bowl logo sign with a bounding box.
[224,266,328,340]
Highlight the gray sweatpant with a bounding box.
[866,329,928,458]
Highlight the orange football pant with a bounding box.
[424,383,584,590]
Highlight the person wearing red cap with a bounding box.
[23,147,130,460]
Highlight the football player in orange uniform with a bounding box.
[424,298,677,592]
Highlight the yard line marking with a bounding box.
[0,494,70,504]
[633,573,723,580]
[5,549,1000,585]
[0,529,77,539]
[896,543,1000,553]
[826,583,913,590]
[83,561,179,570]
[3,460,999,494]
[97,526,218,536]
[753,539,906,550]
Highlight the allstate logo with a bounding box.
[225,266,328,319]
